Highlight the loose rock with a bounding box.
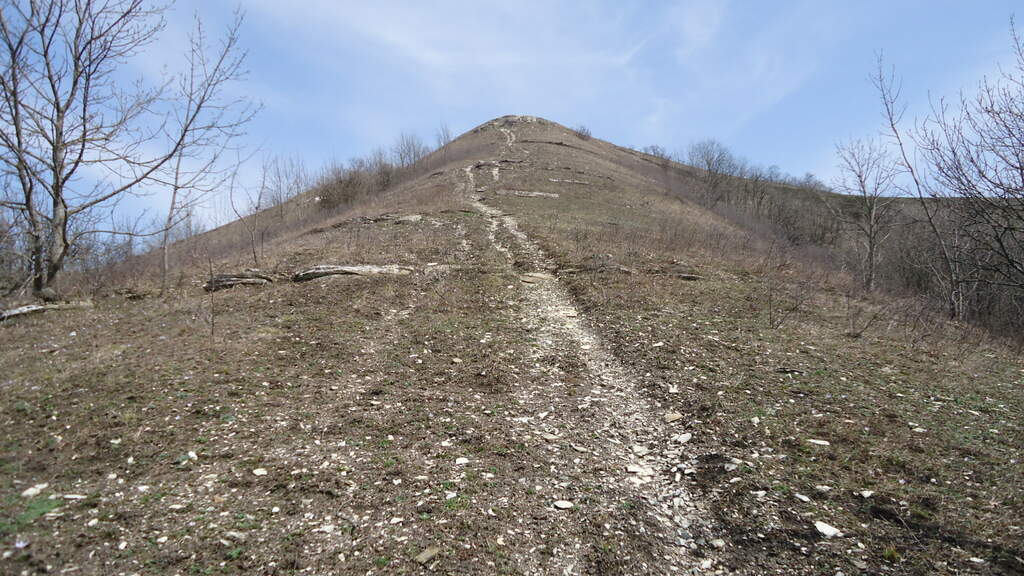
[415,546,441,564]
[814,521,843,538]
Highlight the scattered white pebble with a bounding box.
[252,468,268,476]
[814,521,842,538]
[20,483,48,498]
[553,500,574,510]
[674,433,693,444]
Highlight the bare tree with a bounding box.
[392,132,428,169]
[435,122,452,165]
[228,161,265,268]
[642,145,672,170]
[828,138,899,291]
[874,57,975,318]
[368,146,393,190]
[742,165,772,216]
[915,21,1024,294]
[435,122,452,149]
[156,12,257,296]
[686,139,738,206]
[263,155,308,219]
[0,0,252,298]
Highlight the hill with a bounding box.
[1,116,1022,575]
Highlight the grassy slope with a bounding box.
[1,116,1021,575]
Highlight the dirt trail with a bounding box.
[457,119,722,574]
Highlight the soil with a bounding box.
[1,116,1021,575]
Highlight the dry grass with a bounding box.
[2,116,1021,575]
[482,125,1024,574]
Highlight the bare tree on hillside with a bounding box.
[436,123,453,149]
[157,12,257,296]
[915,22,1024,294]
[0,0,255,299]
[228,161,266,268]
[264,155,308,219]
[392,132,428,169]
[368,147,393,190]
[874,58,976,318]
[687,139,738,206]
[642,145,672,168]
[828,138,899,291]
[742,166,772,216]
[435,122,453,165]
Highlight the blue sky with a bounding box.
[138,0,1019,220]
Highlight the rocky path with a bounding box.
[456,120,723,574]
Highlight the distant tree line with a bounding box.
[640,20,1024,339]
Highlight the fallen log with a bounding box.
[292,264,415,282]
[1,301,94,322]
[203,271,273,292]
[496,189,560,199]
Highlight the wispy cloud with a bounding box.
[143,0,1020,219]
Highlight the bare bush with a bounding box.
[573,125,592,140]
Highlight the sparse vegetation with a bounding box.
[0,14,1021,573]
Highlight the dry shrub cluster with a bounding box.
[621,141,1024,344]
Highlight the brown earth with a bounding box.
[1,116,1022,575]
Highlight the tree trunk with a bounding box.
[42,194,70,294]
[160,184,180,296]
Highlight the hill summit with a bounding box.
[1,116,1021,575]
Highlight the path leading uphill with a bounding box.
[457,121,724,574]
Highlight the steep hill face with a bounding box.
[1,116,1022,575]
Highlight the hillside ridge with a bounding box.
[1,115,1021,575]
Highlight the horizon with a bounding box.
[89,1,1024,225]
